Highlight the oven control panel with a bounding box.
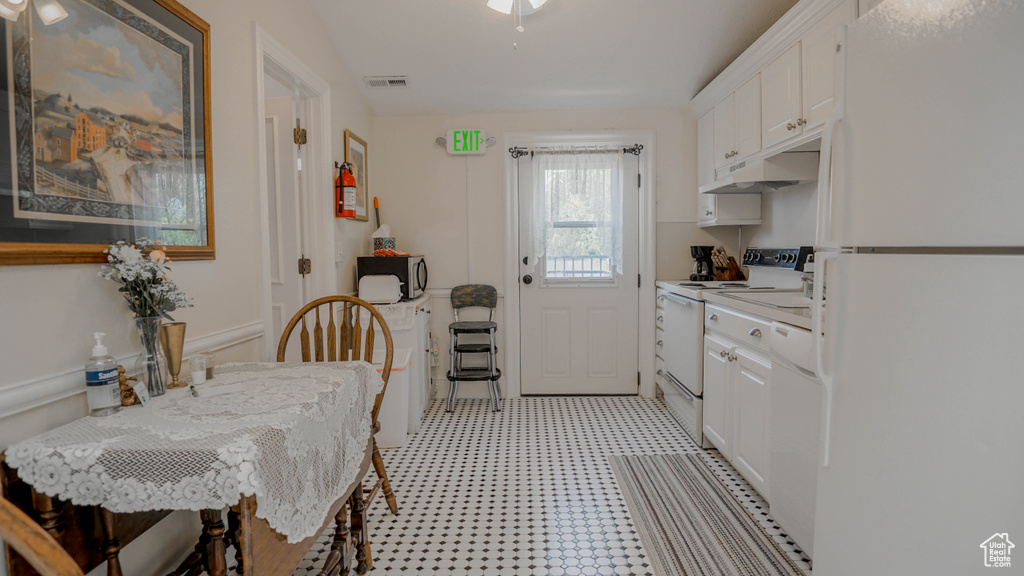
[742,247,813,270]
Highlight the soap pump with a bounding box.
[85,333,121,416]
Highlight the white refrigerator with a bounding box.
[810,2,1024,575]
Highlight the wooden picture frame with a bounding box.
[343,129,369,222]
[0,0,214,265]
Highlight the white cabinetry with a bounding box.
[698,193,761,228]
[697,111,715,190]
[761,43,804,149]
[734,75,762,163]
[713,92,736,171]
[802,0,856,130]
[702,304,772,499]
[701,333,732,453]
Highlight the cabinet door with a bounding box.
[697,110,715,190]
[698,193,716,225]
[733,348,772,499]
[761,43,803,149]
[802,0,855,130]
[713,93,736,170]
[734,75,762,161]
[702,334,733,456]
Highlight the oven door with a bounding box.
[660,292,705,395]
[658,368,704,445]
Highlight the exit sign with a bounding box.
[447,129,487,155]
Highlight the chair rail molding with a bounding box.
[0,322,264,419]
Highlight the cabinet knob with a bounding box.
[748,328,762,337]
[657,315,664,324]
[705,210,713,216]
[657,340,664,347]
[728,353,737,362]
[787,122,797,131]
[657,369,664,376]
[707,313,718,321]
[719,350,728,358]
[797,118,807,126]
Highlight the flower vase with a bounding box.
[135,316,167,397]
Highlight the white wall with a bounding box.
[0,1,372,574]
[372,107,745,398]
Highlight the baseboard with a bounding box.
[0,321,264,419]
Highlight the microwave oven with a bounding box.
[356,256,427,300]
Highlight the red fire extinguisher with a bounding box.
[335,162,356,218]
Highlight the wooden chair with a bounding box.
[0,497,84,576]
[277,296,399,516]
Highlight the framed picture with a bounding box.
[0,0,213,265]
[343,129,368,222]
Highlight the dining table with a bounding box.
[4,361,384,576]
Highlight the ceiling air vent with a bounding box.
[364,76,409,89]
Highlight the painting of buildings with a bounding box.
[13,0,199,229]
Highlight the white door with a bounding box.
[264,95,309,358]
[518,147,640,395]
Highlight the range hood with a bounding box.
[699,151,820,194]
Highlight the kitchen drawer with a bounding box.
[705,303,772,354]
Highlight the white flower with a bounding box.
[144,482,176,510]
[68,469,108,506]
[62,445,104,470]
[171,476,211,510]
[237,461,261,496]
[217,436,257,466]
[214,467,239,498]
[109,478,148,510]
[31,456,72,493]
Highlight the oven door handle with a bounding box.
[660,293,697,307]
[665,371,695,401]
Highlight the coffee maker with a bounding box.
[690,245,715,281]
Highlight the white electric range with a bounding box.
[655,247,812,447]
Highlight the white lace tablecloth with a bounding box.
[6,362,383,543]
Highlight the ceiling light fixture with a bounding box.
[0,0,28,23]
[487,0,548,49]
[34,0,68,25]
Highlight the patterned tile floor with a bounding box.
[293,397,811,575]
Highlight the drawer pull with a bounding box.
[657,340,664,347]
[707,313,718,321]
[748,328,762,337]
[657,315,664,324]
[656,369,664,376]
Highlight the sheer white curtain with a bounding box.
[529,146,624,279]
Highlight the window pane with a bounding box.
[544,226,613,279]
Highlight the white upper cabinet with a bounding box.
[761,43,804,150]
[734,75,762,162]
[697,110,715,190]
[713,92,736,170]
[802,0,856,131]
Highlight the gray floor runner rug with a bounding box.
[609,453,805,576]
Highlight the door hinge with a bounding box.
[638,274,641,288]
[298,254,312,276]
[637,173,641,188]
[294,119,307,148]
[637,371,641,388]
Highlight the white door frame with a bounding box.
[502,130,658,398]
[253,24,335,360]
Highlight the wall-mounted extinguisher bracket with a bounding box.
[335,161,356,218]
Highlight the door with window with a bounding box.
[518,146,640,395]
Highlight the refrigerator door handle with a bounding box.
[813,250,838,467]
[815,26,848,251]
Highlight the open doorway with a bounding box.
[253,25,335,360]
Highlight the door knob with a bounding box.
[522,275,533,285]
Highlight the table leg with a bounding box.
[350,481,368,575]
[201,509,228,576]
[30,490,64,545]
[100,509,124,576]
[227,507,243,573]
[235,497,255,576]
